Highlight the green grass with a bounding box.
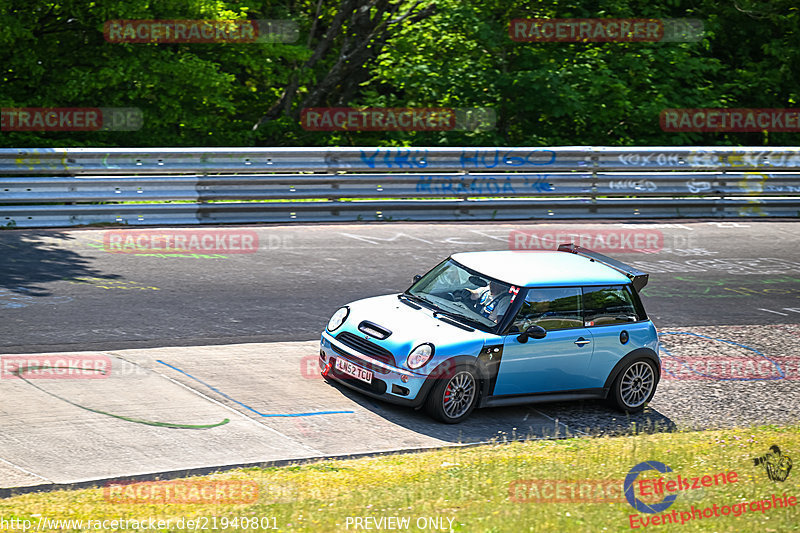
[2,425,799,532]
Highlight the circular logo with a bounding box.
[624,461,678,513]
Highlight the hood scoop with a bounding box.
[358,320,392,340]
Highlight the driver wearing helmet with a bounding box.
[465,280,512,323]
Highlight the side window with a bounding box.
[510,287,582,332]
[582,285,642,326]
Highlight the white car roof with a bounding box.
[450,250,632,287]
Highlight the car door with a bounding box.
[582,284,653,388]
[493,287,596,396]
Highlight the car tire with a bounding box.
[609,359,657,413]
[425,366,479,424]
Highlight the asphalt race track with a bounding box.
[1,220,799,491]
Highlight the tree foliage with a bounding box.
[1,0,799,147]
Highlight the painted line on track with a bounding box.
[156,359,355,417]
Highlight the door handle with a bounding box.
[574,337,591,346]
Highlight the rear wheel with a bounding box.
[609,359,657,412]
[425,367,479,423]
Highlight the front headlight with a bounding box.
[407,343,435,369]
[327,307,349,332]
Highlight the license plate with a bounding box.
[335,357,373,384]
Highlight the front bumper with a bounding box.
[319,331,434,408]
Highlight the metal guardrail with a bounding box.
[1,147,799,227]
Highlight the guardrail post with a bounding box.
[590,152,598,214]
[717,152,728,218]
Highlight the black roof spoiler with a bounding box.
[557,243,649,291]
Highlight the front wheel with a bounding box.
[425,367,479,423]
[609,359,657,413]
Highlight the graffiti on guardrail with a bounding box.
[609,179,658,192]
[2,147,800,227]
[358,148,558,169]
[415,176,516,194]
[615,149,800,169]
[617,153,684,167]
[686,179,712,193]
[459,149,557,168]
[359,148,428,169]
[414,174,556,195]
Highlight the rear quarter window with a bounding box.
[582,285,646,326]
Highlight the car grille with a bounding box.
[331,344,390,374]
[335,331,396,367]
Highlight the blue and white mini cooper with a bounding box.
[319,244,660,423]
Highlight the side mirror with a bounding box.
[517,325,547,343]
[412,274,422,283]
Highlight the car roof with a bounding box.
[450,250,631,287]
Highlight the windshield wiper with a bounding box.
[401,293,479,329]
[433,309,479,329]
[400,292,437,309]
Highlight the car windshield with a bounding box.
[407,259,515,330]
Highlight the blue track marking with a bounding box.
[157,360,354,417]
[659,331,784,381]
